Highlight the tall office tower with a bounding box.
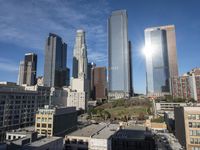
[66,68,70,86]
[129,41,134,96]
[17,61,25,85]
[17,53,37,86]
[44,33,67,87]
[88,62,96,98]
[92,67,107,100]
[144,25,178,96]
[144,28,170,96]
[73,30,88,79]
[108,10,133,99]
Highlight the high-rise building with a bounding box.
[44,33,67,87]
[17,61,25,86]
[108,10,133,99]
[144,25,178,96]
[175,106,200,150]
[88,62,96,98]
[17,53,37,86]
[72,30,88,79]
[91,67,107,100]
[67,30,89,111]
[129,41,134,96]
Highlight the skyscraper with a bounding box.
[67,30,89,111]
[17,53,37,86]
[44,33,67,87]
[144,25,178,96]
[72,30,88,79]
[108,10,133,99]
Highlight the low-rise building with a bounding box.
[154,102,188,115]
[175,106,200,150]
[35,105,77,137]
[5,127,63,150]
[111,126,156,150]
[65,123,119,150]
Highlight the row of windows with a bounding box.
[190,138,200,144]
[36,123,52,128]
[188,114,200,120]
[192,147,200,150]
[189,122,200,128]
[190,130,200,136]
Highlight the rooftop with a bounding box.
[113,126,146,140]
[24,136,63,149]
[67,124,105,138]
[92,124,119,139]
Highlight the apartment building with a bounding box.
[0,82,50,141]
[175,106,200,150]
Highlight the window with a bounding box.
[42,124,46,128]
[37,123,40,127]
[48,124,52,128]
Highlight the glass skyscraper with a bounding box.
[44,33,67,87]
[108,10,133,99]
[145,25,178,96]
[17,53,37,86]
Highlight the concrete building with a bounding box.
[0,82,50,141]
[44,33,68,88]
[108,10,133,99]
[144,25,178,97]
[65,123,119,150]
[67,30,90,111]
[175,106,200,150]
[91,67,107,100]
[17,53,37,86]
[154,102,188,115]
[72,30,88,79]
[171,68,200,102]
[5,127,63,150]
[35,105,77,137]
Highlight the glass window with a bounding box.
[42,124,46,128]
[191,138,194,144]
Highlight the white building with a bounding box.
[65,123,119,150]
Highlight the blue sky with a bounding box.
[0,0,200,94]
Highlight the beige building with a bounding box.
[175,107,200,150]
[35,105,77,136]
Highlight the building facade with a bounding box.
[144,25,178,97]
[0,82,50,141]
[72,30,88,79]
[17,53,37,86]
[91,67,107,100]
[170,68,200,102]
[35,106,77,137]
[108,10,133,99]
[44,33,68,88]
[175,107,200,150]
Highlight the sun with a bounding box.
[142,44,155,57]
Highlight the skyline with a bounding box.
[0,0,200,94]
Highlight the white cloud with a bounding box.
[0,0,110,55]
